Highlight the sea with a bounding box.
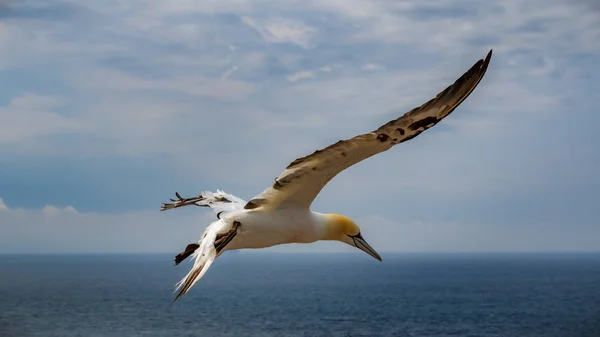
[1,252,600,337]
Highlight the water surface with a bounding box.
[1,253,599,336]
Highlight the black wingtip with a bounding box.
[478,49,493,77]
[484,49,493,64]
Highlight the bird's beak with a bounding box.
[349,233,382,262]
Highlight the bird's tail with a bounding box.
[172,226,219,303]
[172,219,239,303]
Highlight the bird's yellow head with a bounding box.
[323,214,382,262]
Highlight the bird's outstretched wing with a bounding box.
[161,190,246,219]
[244,50,493,211]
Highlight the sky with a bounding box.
[0,0,599,254]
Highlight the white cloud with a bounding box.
[1,0,599,253]
[221,65,239,80]
[42,205,78,215]
[70,68,256,100]
[362,63,384,71]
[285,65,333,82]
[0,94,83,143]
[0,201,215,253]
[242,17,316,49]
[66,0,600,57]
[304,0,600,56]
[351,215,600,253]
[529,57,557,76]
[2,201,598,253]
[0,20,123,70]
[286,70,316,82]
[114,0,257,17]
[0,198,10,212]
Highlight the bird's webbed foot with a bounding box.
[214,221,241,254]
[161,192,204,211]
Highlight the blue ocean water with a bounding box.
[1,253,600,337]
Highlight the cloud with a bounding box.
[362,63,384,71]
[303,0,600,56]
[0,200,215,253]
[70,67,257,99]
[0,0,599,252]
[286,65,334,82]
[351,215,600,253]
[528,57,557,76]
[0,94,83,143]
[241,16,316,49]
[286,71,315,82]
[0,198,10,212]
[2,201,598,253]
[221,65,239,80]
[42,205,78,215]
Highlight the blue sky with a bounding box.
[1,0,599,253]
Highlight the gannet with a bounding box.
[162,50,493,302]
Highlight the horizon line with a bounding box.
[1,250,600,256]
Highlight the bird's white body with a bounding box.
[162,50,493,302]
[221,209,325,250]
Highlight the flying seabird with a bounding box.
[162,50,493,302]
